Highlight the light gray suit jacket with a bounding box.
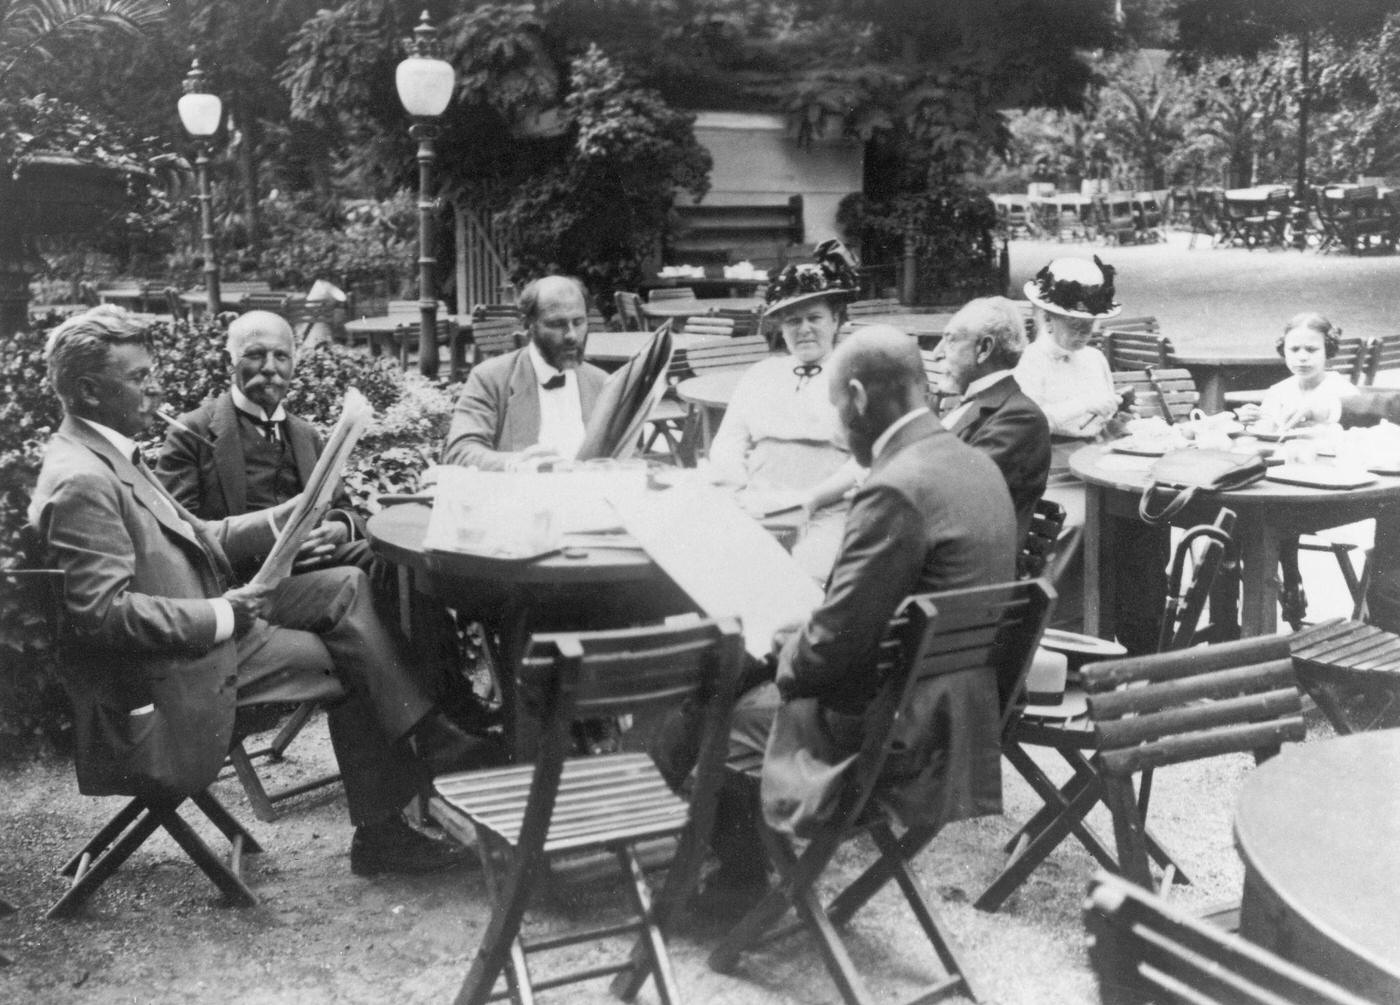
[441,348,608,470]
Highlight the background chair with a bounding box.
[976,510,1236,912]
[676,314,735,338]
[614,291,646,331]
[429,618,745,1005]
[1084,872,1371,1005]
[1290,617,1400,734]
[708,580,1053,1005]
[847,297,903,317]
[1112,366,1200,423]
[466,316,521,366]
[1103,331,1174,372]
[1361,333,1399,385]
[647,286,695,302]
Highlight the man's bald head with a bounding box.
[828,326,927,466]
[227,310,297,414]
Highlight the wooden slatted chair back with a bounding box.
[713,307,760,338]
[1104,331,1174,371]
[647,286,694,302]
[472,302,519,322]
[431,618,745,1005]
[1326,336,1371,384]
[470,317,521,360]
[1084,635,1305,888]
[678,315,735,338]
[1084,872,1371,1005]
[847,297,903,317]
[1106,316,1161,335]
[1114,366,1199,423]
[680,334,769,376]
[613,291,646,331]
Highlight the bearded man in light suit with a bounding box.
[441,275,608,471]
[28,307,496,876]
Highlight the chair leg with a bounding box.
[228,740,278,822]
[1103,776,1155,890]
[824,825,937,928]
[47,800,165,918]
[707,829,803,974]
[57,797,145,877]
[154,803,259,907]
[191,790,263,855]
[870,822,982,1003]
[1001,744,1117,867]
[611,845,678,1005]
[456,835,543,1005]
[974,775,1104,912]
[794,879,877,1005]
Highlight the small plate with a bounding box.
[1266,464,1378,490]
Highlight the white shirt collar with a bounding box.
[963,369,1014,400]
[231,384,287,423]
[527,342,569,388]
[77,416,139,461]
[871,406,930,461]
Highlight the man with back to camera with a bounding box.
[655,326,1018,914]
[930,296,1052,542]
[29,306,499,876]
[441,275,609,471]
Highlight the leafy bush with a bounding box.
[838,185,1003,305]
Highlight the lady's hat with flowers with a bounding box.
[763,238,861,317]
[1024,255,1122,320]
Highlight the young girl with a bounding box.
[1237,312,1358,432]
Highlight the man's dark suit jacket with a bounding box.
[441,348,608,470]
[154,392,363,579]
[29,417,280,798]
[776,411,1017,829]
[948,374,1051,543]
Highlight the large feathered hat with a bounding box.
[1023,255,1121,320]
[763,239,860,317]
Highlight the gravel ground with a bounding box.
[0,705,1337,1005]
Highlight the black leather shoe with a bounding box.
[350,816,474,876]
[407,712,506,776]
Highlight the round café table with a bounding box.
[368,503,695,757]
[674,368,748,456]
[850,312,953,342]
[1167,348,1286,414]
[1234,730,1400,1002]
[641,296,764,320]
[1068,443,1400,638]
[584,330,729,370]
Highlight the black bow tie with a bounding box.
[793,363,822,387]
[541,373,566,391]
[241,410,281,442]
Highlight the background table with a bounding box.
[584,330,728,369]
[1068,443,1400,637]
[1167,348,1286,413]
[642,276,766,297]
[641,296,764,320]
[1235,730,1400,1002]
[344,313,474,339]
[675,368,747,456]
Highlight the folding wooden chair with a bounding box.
[708,580,1054,1005]
[672,335,771,461]
[429,618,745,1005]
[1113,366,1199,423]
[975,510,1236,912]
[1290,617,1400,734]
[2,569,265,919]
[1018,498,1071,581]
[1084,634,1305,893]
[677,315,735,338]
[1084,872,1371,1005]
[468,317,522,364]
[847,297,903,317]
[1103,331,1174,372]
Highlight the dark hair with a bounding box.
[45,306,150,407]
[1274,312,1341,359]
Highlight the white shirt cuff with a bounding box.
[211,599,234,642]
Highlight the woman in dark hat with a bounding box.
[708,240,859,504]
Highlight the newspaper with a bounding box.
[249,387,373,586]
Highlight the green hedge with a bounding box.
[0,313,456,758]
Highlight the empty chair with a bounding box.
[429,618,745,1005]
[976,510,1237,912]
[655,334,771,462]
[1104,331,1174,372]
[1290,618,1400,734]
[1113,366,1199,423]
[708,580,1053,1005]
[467,316,522,364]
[1362,333,1399,386]
[1084,872,1371,1005]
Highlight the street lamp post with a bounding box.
[395,11,456,378]
[178,58,223,317]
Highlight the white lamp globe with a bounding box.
[396,56,454,118]
[178,91,222,138]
